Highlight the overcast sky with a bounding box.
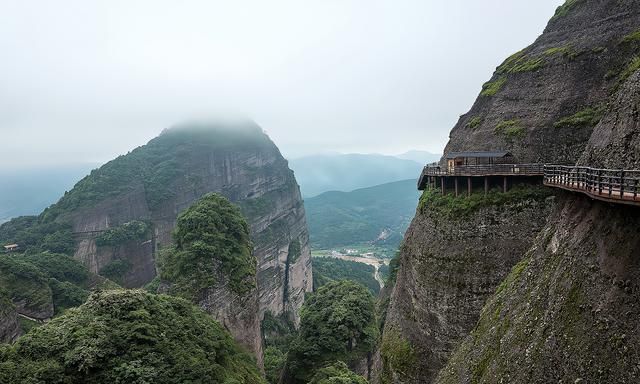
[0,0,564,168]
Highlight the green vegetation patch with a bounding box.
[99,259,132,285]
[418,186,553,218]
[380,329,417,381]
[495,119,525,140]
[543,45,579,60]
[618,56,640,85]
[95,221,150,247]
[286,280,378,383]
[0,255,53,317]
[466,116,483,129]
[159,193,256,298]
[554,106,605,128]
[621,30,640,44]
[0,289,265,384]
[288,239,302,264]
[496,51,544,74]
[480,77,507,97]
[313,257,380,295]
[0,253,93,317]
[552,0,582,20]
[262,311,296,384]
[309,361,368,384]
[0,216,74,255]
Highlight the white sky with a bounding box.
[0,0,564,168]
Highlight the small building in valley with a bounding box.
[3,244,19,253]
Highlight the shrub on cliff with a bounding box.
[159,193,256,298]
[285,280,378,383]
[309,361,368,384]
[0,253,93,319]
[0,290,265,384]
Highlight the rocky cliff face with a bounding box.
[436,62,640,384]
[378,192,555,384]
[0,297,20,343]
[379,1,640,383]
[51,122,312,357]
[443,0,640,164]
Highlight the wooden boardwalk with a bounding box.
[544,165,640,206]
[417,163,543,190]
[418,162,640,207]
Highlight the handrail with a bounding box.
[543,165,640,204]
[417,163,640,206]
[421,163,545,177]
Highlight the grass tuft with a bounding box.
[495,119,525,140]
[481,77,507,97]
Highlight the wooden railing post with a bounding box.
[620,170,625,198]
[598,170,602,194]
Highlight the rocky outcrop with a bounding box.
[197,261,263,367]
[378,192,555,383]
[443,0,640,164]
[436,53,640,384]
[51,122,312,359]
[379,1,640,383]
[0,296,20,343]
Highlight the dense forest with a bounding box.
[0,290,265,383]
[313,257,381,295]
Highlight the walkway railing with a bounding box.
[421,163,544,177]
[417,163,544,190]
[544,165,640,205]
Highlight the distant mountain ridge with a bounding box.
[304,179,420,250]
[289,153,428,197]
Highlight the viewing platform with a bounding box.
[417,151,640,207]
[417,151,544,194]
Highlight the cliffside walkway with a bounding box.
[543,165,640,206]
[418,163,640,206]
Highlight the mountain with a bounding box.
[378,1,640,383]
[289,153,423,197]
[304,179,420,250]
[0,164,97,223]
[395,150,441,164]
[0,121,313,360]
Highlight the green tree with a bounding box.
[285,280,378,383]
[159,193,256,298]
[309,361,368,384]
[0,289,265,384]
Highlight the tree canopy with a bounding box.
[285,280,378,383]
[0,289,265,384]
[159,193,256,297]
[309,361,368,384]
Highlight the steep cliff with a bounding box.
[158,193,263,364]
[379,1,640,383]
[436,64,640,384]
[9,121,312,356]
[0,293,20,343]
[378,189,555,383]
[443,0,640,164]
